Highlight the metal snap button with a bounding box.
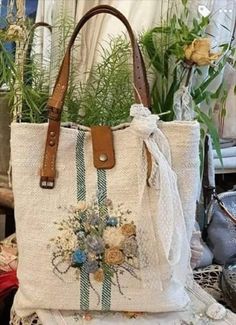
[99,153,108,162]
[50,131,56,137]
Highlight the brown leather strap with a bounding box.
[32,22,52,32]
[91,126,115,169]
[48,5,150,110]
[40,5,151,189]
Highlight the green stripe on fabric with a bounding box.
[97,169,112,311]
[80,266,90,311]
[101,274,112,311]
[76,131,90,311]
[76,132,86,201]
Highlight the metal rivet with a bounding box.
[99,153,108,162]
[50,131,55,137]
[49,140,55,146]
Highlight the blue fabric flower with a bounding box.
[72,249,87,265]
[106,217,118,227]
[86,235,105,255]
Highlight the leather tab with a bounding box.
[91,126,115,169]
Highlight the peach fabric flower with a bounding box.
[105,248,125,265]
[74,201,87,212]
[93,268,105,282]
[121,223,136,237]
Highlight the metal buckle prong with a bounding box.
[40,176,55,189]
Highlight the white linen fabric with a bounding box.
[11,105,199,316]
[158,120,200,241]
[10,281,236,324]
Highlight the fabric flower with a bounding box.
[74,201,87,212]
[105,198,113,207]
[121,238,138,257]
[105,248,125,265]
[106,217,118,227]
[184,38,221,66]
[93,268,105,282]
[87,213,100,226]
[84,259,99,273]
[72,249,87,265]
[77,230,85,239]
[86,235,105,255]
[121,223,136,237]
[53,229,78,256]
[103,228,125,247]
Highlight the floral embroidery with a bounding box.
[49,200,140,296]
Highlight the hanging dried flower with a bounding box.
[5,24,25,41]
[184,38,221,66]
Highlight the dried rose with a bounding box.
[6,24,24,40]
[121,223,136,237]
[184,38,221,66]
[103,227,125,247]
[105,248,124,265]
[93,268,104,282]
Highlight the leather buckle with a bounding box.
[48,106,61,121]
[40,176,55,189]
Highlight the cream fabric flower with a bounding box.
[52,229,78,257]
[103,227,125,247]
[73,201,87,212]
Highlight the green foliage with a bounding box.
[63,36,133,126]
[20,35,133,125]
[0,39,16,89]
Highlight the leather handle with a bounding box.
[47,4,150,111]
[32,22,52,32]
[40,5,151,189]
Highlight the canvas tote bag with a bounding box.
[11,5,200,317]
